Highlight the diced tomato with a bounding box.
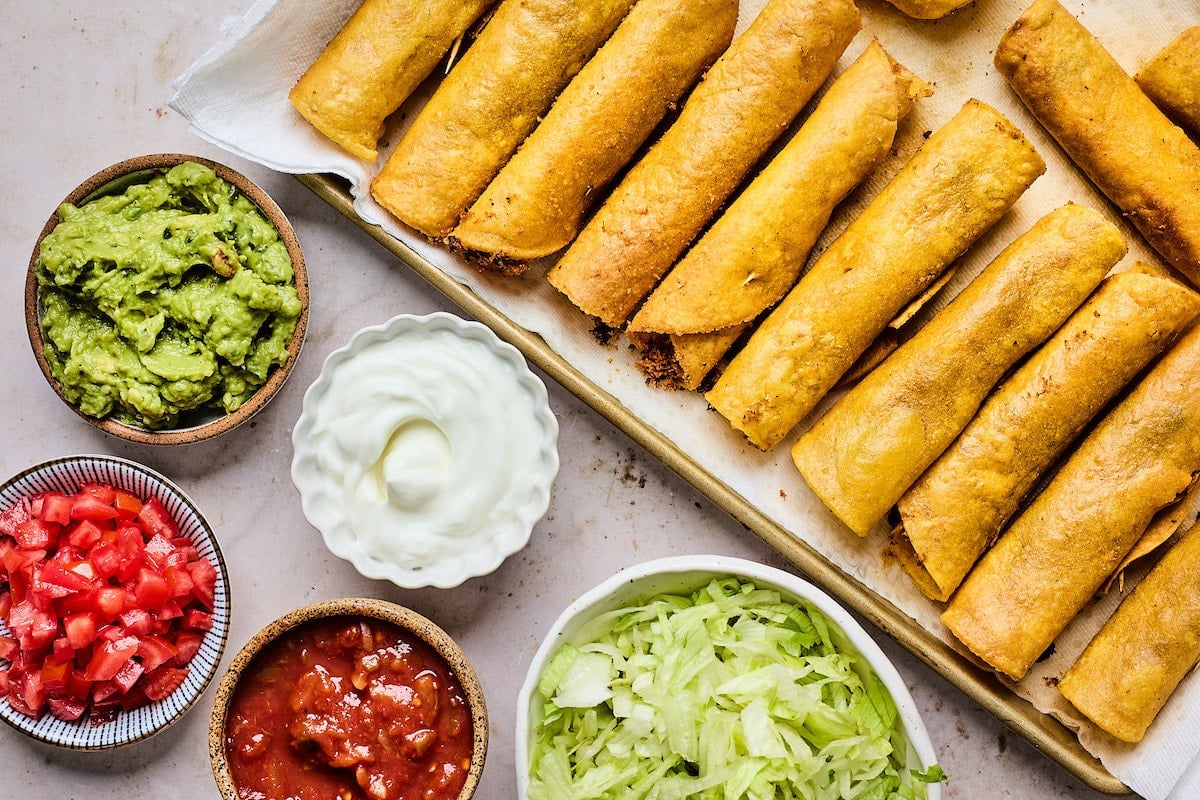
[182,608,213,632]
[90,680,120,704]
[50,636,74,666]
[38,561,95,594]
[119,608,153,637]
[78,482,116,505]
[137,636,179,672]
[137,497,179,539]
[173,631,204,665]
[64,613,98,649]
[17,669,47,717]
[140,666,188,701]
[113,525,145,582]
[0,634,17,661]
[0,590,10,619]
[188,557,217,610]
[93,586,127,620]
[142,534,175,570]
[65,670,90,701]
[14,518,59,550]
[0,498,31,537]
[164,565,194,600]
[87,538,123,579]
[133,566,170,610]
[69,493,119,523]
[0,666,9,696]
[158,599,183,621]
[66,519,105,549]
[37,493,73,525]
[48,695,87,721]
[112,658,145,694]
[112,490,142,521]
[40,657,71,695]
[84,636,139,682]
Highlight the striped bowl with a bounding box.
[0,454,230,749]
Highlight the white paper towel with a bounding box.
[171,1,1200,796]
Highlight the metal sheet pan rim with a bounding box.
[295,171,1129,796]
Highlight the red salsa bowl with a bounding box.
[209,598,487,800]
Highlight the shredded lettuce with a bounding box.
[527,578,945,799]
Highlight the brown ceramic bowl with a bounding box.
[208,598,488,800]
[25,153,308,445]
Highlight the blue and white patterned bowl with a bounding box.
[0,455,230,749]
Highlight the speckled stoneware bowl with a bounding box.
[517,555,943,800]
[25,153,309,446]
[209,597,488,800]
[0,454,231,749]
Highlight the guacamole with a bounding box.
[37,161,303,429]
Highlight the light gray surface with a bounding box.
[0,2,1123,798]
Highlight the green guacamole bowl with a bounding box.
[25,153,309,446]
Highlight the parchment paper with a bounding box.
[170,1,1200,796]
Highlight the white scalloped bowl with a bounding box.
[292,312,559,589]
[0,455,230,749]
[517,555,942,799]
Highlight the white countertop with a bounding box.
[0,2,1126,798]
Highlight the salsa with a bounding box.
[225,616,473,800]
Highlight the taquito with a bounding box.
[942,324,1200,681]
[546,0,861,327]
[881,0,971,20]
[1136,27,1200,135]
[451,0,737,264]
[1060,523,1200,743]
[370,0,636,238]
[626,40,929,389]
[706,99,1046,451]
[895,267,1200,601]
[288,0,494,162]
[792,204,1121,537]
[996,0,1200,286]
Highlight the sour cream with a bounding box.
[294,314,557,585]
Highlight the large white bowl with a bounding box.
[517,555,942,799]
[292,312,559,589]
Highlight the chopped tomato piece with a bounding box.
[93,586,128,620]
[84,636,140,682]
[40,657,71,695]
[112,659,145,694]
[173,631,205,665]
[182,608,213,631]
[188,557,217,610]
[0,498,31,537]
[37,493,73,525]
[165,566,194,599]
[64,613,99,649]
[137,497,179,539]
[48,695,87,721]
[119,607,154,637]
[87,539,123,579]
[0,634,17,661]
[133,566,170,610]
[136,636,179,672]
[39,561,95,594]
[78,482,116,505]
[14,518,58,550]
[140,667,188,701]
[112,490,142,521]
[66,519,105,549]
[142,534,176,570]
[69,493,119,523]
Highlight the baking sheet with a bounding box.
[169,0,1200,795]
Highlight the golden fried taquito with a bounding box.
[546,0,862,327]
[1136,27,1200,135]
[996,0,1200,286]
[894,267,1200,601]
[370,0,636,238]
[942,324,1200,681]
[705,99,1045,451]
[881,0,971,20]
[451,0,737,264]
[792,204,1121,537]
[288,0,495,162]
[1060,523,1200,743]
[626,40,929,389]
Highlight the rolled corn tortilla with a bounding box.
[706,99,1046,451]
[1136,27,1200,135]
[1059,523,1200,743]
[792,204,1122,537]
[995,0,1200,286]
[881,0,972,20]
[288,0,495,162]
[370,0,636,238]
[893,266,1200,601]
[626,40,929,390]
[546,0,862,327]
[941,324,1200,681]
[451,0,738,265]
